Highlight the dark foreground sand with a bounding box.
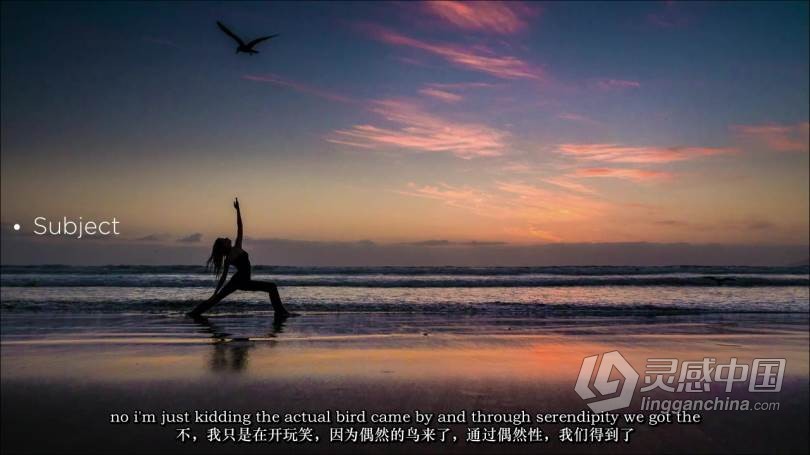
[2,312,808,454]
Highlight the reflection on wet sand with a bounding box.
[211,341,251,371]
[189,314,289,372]
[1,314,807,384]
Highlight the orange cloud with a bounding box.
[401,180,608,225]
[402,182,488,204]
[731,122,810,152]
[364,25,543,80]
[328,99,508,158]
[421,1,539,34]
[493,181,606,215]
[557,143,735,163]
[400,181,574,241]
[543,176,597,194]
[399,182,504,218]
[573,168,672,182]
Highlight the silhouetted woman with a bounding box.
[188,198,289,317]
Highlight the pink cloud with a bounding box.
[557,143,735,164]
[594,79,641,91]
[499,161,533,173]
[418,81,496,103]
[421,1,540,35]
[328,99,508,158]
[418,81,495,103]
[243,74,355,104]
[428,82,496,90]
[731,122,809,152]
[363,25,543,80]
[419,87,463,103]
[573,168,672,182]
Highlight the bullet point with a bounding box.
[13,223,20,231]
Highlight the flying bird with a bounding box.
[217,21,278,55]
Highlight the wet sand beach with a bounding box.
[2,312,808,454]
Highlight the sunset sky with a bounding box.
[1,1,808,264]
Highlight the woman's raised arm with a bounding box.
[234,197,243,248]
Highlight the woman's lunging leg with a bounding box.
[189,278,239,316]
[244,280,289,316]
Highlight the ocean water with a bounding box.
[1,265,808,316]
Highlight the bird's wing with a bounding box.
[217,21,245,46]
[246,34,279,48]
